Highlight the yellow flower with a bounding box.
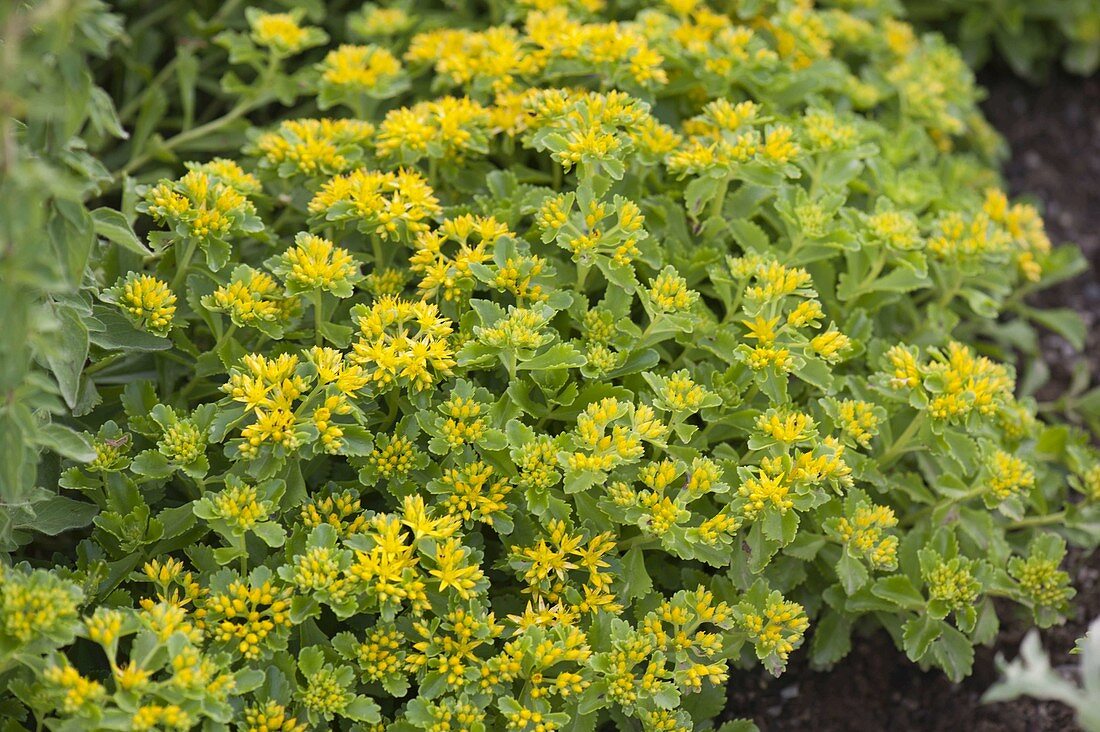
[351,5,413,38]
[132,704,192,731]
[756,409,814,444]
[84,607,124,647]
[436,460,512,526]
[158,416,205,465]
[867,209,922,251]
[320,44,403,93]
[834,503,898,570]
[247,9,325,56]
[376,96,492,163]
[429,538,485,599]
[42,664,105,714]
[350,296,456,391]
[835,399,881,448]
[204,265,292,332]
[810,328,851,362]
[202,577,292,660]
[252,118,375,178]
[243,701,308,732]
[186,158,262,195]
[739,469,792,519]
[986,450,1035,502]
[208,477,272,533]
[110,273,176,336]
[410,214,508,301]
[648,266,697,313]
[270,233,361,296]
[761,124,799,163]
[739,596,808,663]
[310,168,441,241]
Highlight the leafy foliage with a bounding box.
[3,0,1100,730]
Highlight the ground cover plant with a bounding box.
[3,0,1100,730]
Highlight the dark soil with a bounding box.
[722,69,1100,732]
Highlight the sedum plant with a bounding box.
[4,0,1100,730]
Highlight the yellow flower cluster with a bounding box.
[526,8,667,87]
[536,193,648,269]
[209,478,272,533]
[756,409,815,445]
[834,399,881,448]
[41,664,105,714]
[924,555,981,612]
[247,9,325,56]
[648,267,697,313]
[509,520,617,616]
[243,701,307,732]
[376,96,492,163]
[982,190,1052,281]
[566,398,666,473]
[310,168,441,241]
[411,215,508,301]
[157,416,205,465]
[986,450,1036,503]
[835,503,899,570]
[350,296,456,391]
[223,353,310,458]
[131,703,192,731]
[202,577,292,660]
[270,233,361,296]
[1009,554,1073,610]
[144,169,259,248]
[739,597,809,664]
[435,460,512,527]
[406,26,543,93]
[205,266,295,331]
[251,118,375,178]
[319,44,403,94]
[111,273,177,336]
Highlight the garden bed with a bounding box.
[724,67,1100,732]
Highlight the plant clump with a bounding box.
[3,0,1099,730]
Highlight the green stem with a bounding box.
[709,176,730,220]
[116,97,255,181]
[1010,511,1066,530]
[171,237,200,292]
[84,352,124,376]
[371,235,385,272]
[575,261,590,293]
[311,291,325,346]
[877,412,926,469]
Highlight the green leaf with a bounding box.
[621,546,653,601]
[871,575,926,610]
[902,614,943,662]
[932,624,975,682]
[92,207,150,256]
[44,304,90,409]
[809,610,852,667]
[16,495,98,535]
[35,423,96,462]
[518,343,586,371]
[130,450,173,479]
[836,551,869,595]
[89,306,171,351]
[1024,306,1086,350]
